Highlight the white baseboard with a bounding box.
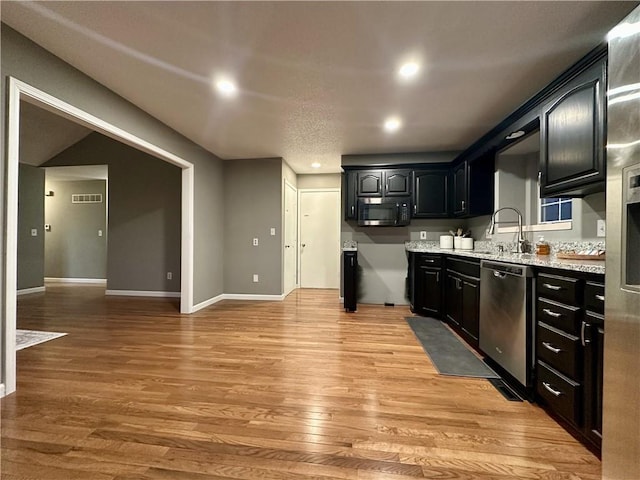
[191,293,226,312]
[191,293,286,313]
[105,290,181,298]
[45,277,107,284]
[0,383,5,398]
[17,286,45,296]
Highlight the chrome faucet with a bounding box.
[488,207,529,253]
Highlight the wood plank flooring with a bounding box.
[2,283,600,479]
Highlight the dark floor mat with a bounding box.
[406,316,499,379]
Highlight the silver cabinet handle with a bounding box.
[423,259,435,263]
[595,294,605,301]
[461,200,465,210]
[543,283,562,291]
[542,342,561,354]
[350,257,354,267]
[413,204,417,214]
[543,308,562,318]
[351,205,355,216]
[542,382,562,397]
[436,272,440,283]
[493,270,507,278]
[581,321,591,347]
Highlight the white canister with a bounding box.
[439,235,454,249]
[453,236,462,249]
[461,237,474,250]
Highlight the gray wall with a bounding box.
[224,158,283,295]
[45,133,182,292]
[298,173,341,189]
[44,179,107,280]
[17,164,45,290]
[1,24,225,305]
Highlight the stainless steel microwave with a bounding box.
[357,197,411,226]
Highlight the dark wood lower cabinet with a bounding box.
[409,253,443,317]
[582,311,604,448]
[444,257,480,350]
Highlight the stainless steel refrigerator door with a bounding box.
[603,6,640,478]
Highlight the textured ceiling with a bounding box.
[3,1,637,173]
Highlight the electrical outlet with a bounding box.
[98,229,103,237]
[31,228,38,237]
[597,219,606,237]
[419,231,427,240]
[253,237,259,246]
[167,272,172,280]
[270,228,276,236]
[253,274,259,283]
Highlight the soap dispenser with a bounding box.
[536,236,550,255]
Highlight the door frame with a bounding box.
[283,179,298,296]
[2,77,195,397]
[297,188,341,288]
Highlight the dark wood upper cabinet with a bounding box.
[452,153,494,218]
[540,58,606,197]
[413,168,449,217]
[356,170,383,196]
[384,169,412,196]
[343,171,358,220]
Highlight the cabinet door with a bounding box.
[417,267,442,316]
[540,59,606,196]
[452,162,467,216]
[413,169,449,217]
[384,170,412,196]
[582,312,604,448]
[461,278,480,347]
[343,172,358,220]
[357,171,383,196]
[445,272,462,327]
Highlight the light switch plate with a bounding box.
[253,274,259,283]
[597,219,606,237]
[31,228,38,237]
[270,228,276,236]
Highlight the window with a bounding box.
[540,197,572,223]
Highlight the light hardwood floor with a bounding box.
[2,284,600,479]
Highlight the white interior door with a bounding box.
[284,181,297,295]
[299,189,340,289]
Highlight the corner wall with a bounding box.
[17,164,45,290]
[224,158,283,296]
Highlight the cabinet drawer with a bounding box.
[585,281,605,314]
[537,322,581,379]
[446,257,480,278]
[537,361,582,426]
[537,298,582,335]
[537,273,582,305]
[417,254,443,268]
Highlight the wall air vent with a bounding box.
[71,193,103,204]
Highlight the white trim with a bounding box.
[222,293,286,302]
[3,77,196,398]
[0,384,5,397]
[105,290,181,298]
[45,277,107,284]
[17,286,46,296]
[192,293,226,312]
[497,221,573,234]
[191,293,287,313]
[283,179,298,296]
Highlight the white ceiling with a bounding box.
[45,164,108,182]
[3,1,637,173]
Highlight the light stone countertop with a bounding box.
[405,241,605,275]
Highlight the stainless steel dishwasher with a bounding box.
[479,260,535,390]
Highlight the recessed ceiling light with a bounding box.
[311,162,321,169]
[384,117,402,132]
[399,62,420,79]
[215,78,238,97]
